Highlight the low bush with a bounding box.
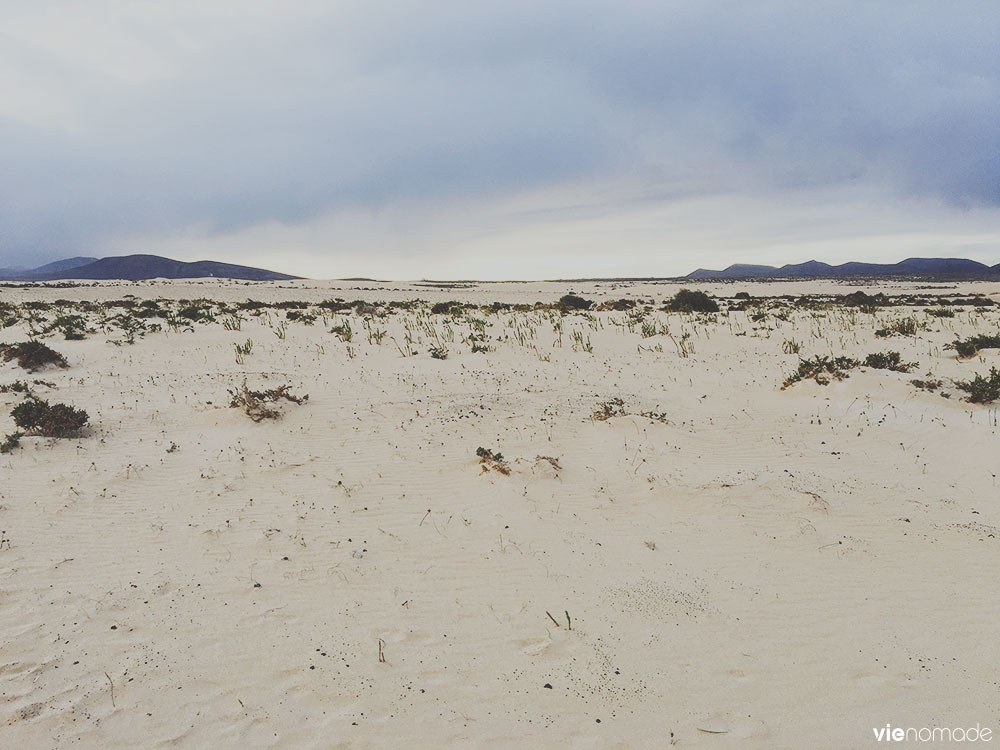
[228,380,308,422]
[431,301,463,315]
[476,446,510,475]
[955,368,1000,404]
[666,289,719,313]
[1,432,22,453]
[947,334,1000,359]
[0,341,68,371]
[783,355,860,388]
[558,294,593,311]
[864,351,916,372]
[11,397,89,437]
[875,316,923,338]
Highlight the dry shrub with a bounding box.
[592,398,627,420]
[228,380,308,422]
[476,447,510,475]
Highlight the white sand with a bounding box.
[2,278,999,748]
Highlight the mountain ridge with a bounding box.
[0,254,300,281]
[686,257,1000,279]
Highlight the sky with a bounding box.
[1,0,999,279]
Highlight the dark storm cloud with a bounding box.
[0,0,997,267]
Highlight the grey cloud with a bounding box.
[0,1,997,267]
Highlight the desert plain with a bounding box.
[1,278,999,748]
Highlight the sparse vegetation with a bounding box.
[592,398,627,420]
[331,320,353,342]
[910,378,942,392]
[234,339,254,365]
[926,308,955,318]
[49,314,88,340]
[875,316,923,338]
[783,356,860,388]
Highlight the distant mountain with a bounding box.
[30,256,99,274]
[686,257,999,280]
[0,254,300,281]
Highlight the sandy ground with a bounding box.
[1,278,999,748]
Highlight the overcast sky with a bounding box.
[2,1,998,278]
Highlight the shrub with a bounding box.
[926,308,955,318]
[874,316,922,338]
[595,298,636,311]
[48,314,88,340]
[429,347,449,359]
[864,352,916,372]
[331,321,353,342]
[476,446,510,475]
[592,398,627,420]
[955,368,1000,404]
[228,380,308,422]
[431,301,462,315]
[1,432,22,453]
[910,379,942,392]
[666,289,719,313]
[783,356,860,388]
[177,304,214,322]
[558,294,593,311]
[0,341,68,371]
[841,291,887,308]
[11,398,89,437]
[947,335,1000,359]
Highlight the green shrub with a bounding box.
[431,301,463,315]
[955,368,1000,404]
[783,356,860,387]
[11,398,89,437]
[48,314,88,340]
[177,304,214,322]
[666,289,719,313]
[558,294,593,311]
[0,341,68,371]
[864,352,916,372]
[0,432,22,453]
[947,334,1000,359]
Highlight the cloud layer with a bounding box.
[2,1,998,276]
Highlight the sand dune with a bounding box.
[2,279,999,748]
